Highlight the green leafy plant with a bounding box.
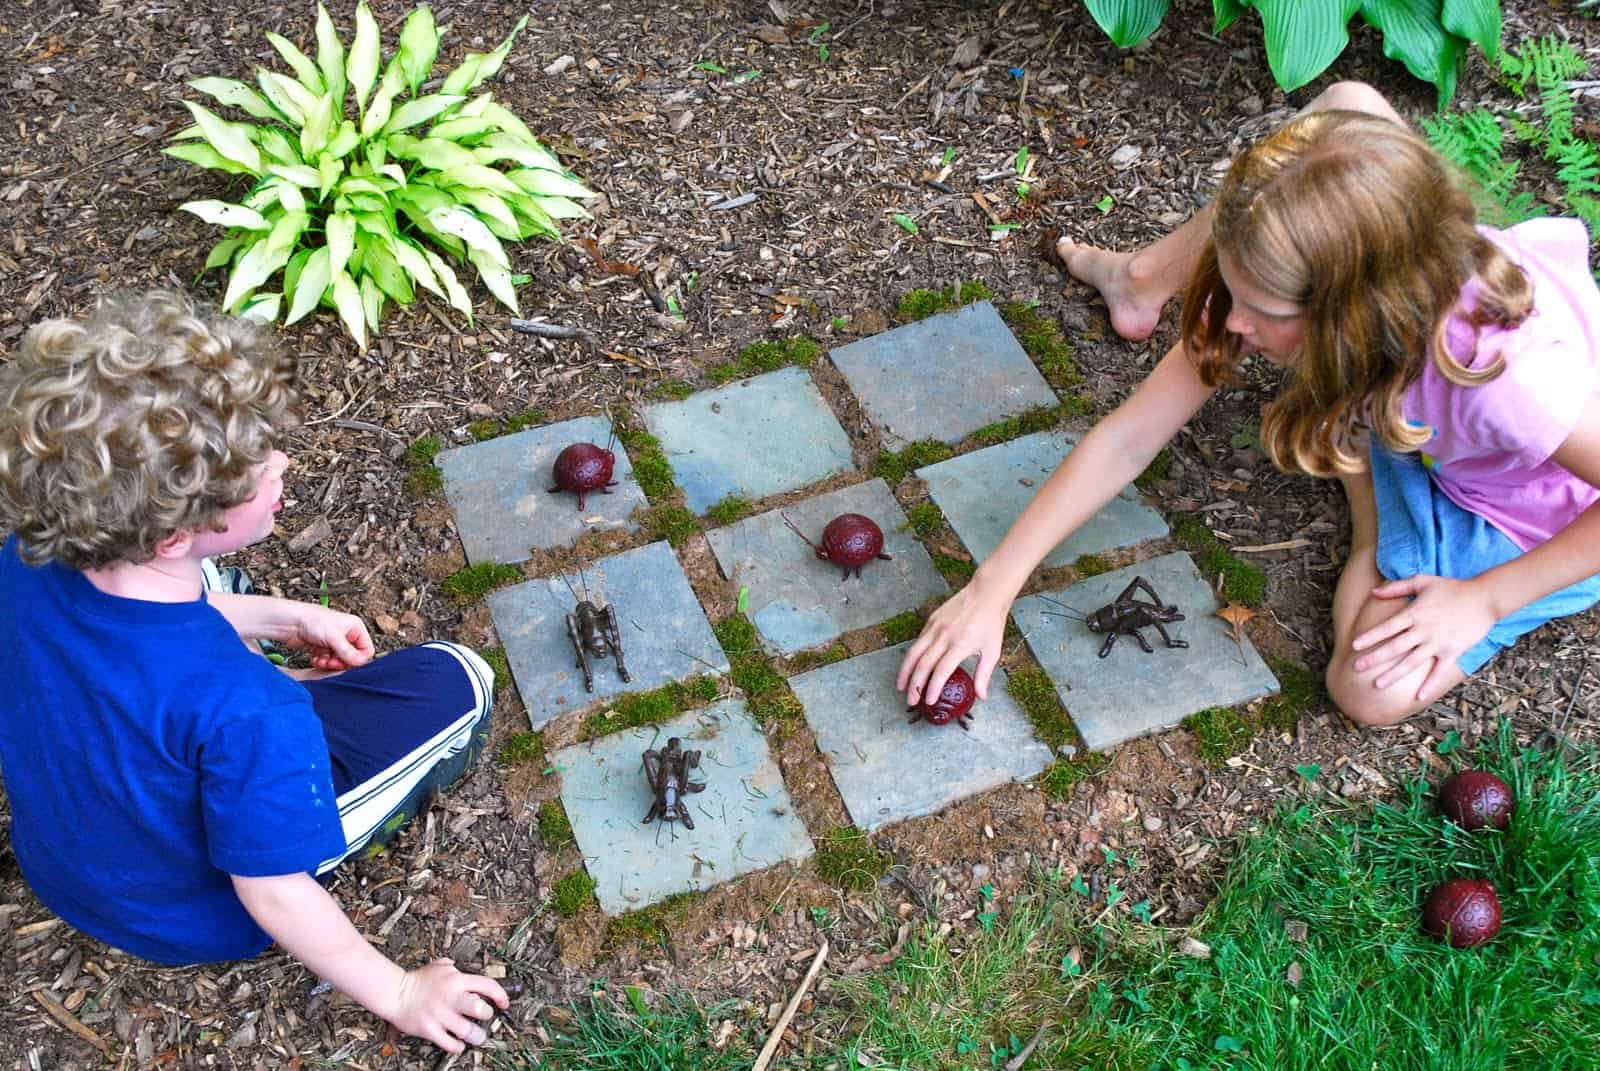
[167,2,594,345]
[1082,0,1501,107]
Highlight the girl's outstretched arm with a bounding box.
[898,342,1216,705]
[1354,391,1600,703]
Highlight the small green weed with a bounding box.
[1039,754,1110,799]
[498,730,543,766]
[533,992,755,1068]
[1182,705,1255,764]
[903,501,944,538]
[1170,513,1267,607]
[1006,665,1074,750]
[705,495,753,525]
[1001,302,1083,390]
[880,611,923,645]
[579,676,720,740]
[1134,447,1173,490]
[551,870,597,917]
[477,646,511,693]
[814,826,888,892]
[873,439,955,485]
[640,503,699,547]
[897,280,992,321]
[1073,553,1112,577]
[537,799,574,848]
[442,561,522,604]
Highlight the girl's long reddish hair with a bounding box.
[1179,111,1532,477]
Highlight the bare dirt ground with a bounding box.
[1,0,1597,1067]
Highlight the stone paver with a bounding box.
[1011,552,1280,752]
[550,702,814,915]
[703,480,948,655]
[643,368,855,515]
[487,541,728,730]
[437,415,646,564]
[788,644,1055,833]
[829,301,1058,450]
[917,430,1168,567]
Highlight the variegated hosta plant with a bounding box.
[165,2,593,347]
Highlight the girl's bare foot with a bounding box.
[1054,236,1171,343]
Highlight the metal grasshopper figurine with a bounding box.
[1084,576,1189,658]
[641,737,705,829]
[559,570,630,692]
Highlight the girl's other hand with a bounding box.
[896,576,1011,707]
[1352,574,1495,702]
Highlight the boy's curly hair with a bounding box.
[1180,110,1533,478]
[0,291,299,569]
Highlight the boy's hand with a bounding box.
[391,959,509,1053]
[287,604,375,670]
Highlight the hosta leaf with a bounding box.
[314,3,347,108]
[389,236,445,299]
[439,54,484,97]
[181,101,263,173]
[378,163,408,186]
[331,269,367,348]
[255,70,309,126]
[480,101,537,144]
[223,237,292,312]
[347,1,381,116]
[300,92,336,158]
[267,163,322,188]
[358,232,415,304]
[420,246,474,318]
[203,236,247,271]
[241,185,280,213]
[426,205,507,265]
[396,5,440,95]
[1360,0,1466,106]
[238,292,282,323]
[1441,0,1500,60]
[510,195,561,239]
[469,16,528,87]
[1084,0,1171,48]
[438,163,522,196]
[263,210,310,258]
[359,274,383,331]
[326,210,357,279]
[453,188,521,237]
[467,247,519,313]
[361,83,397,139]
[508,168,594,200]
[383,94,465,135]
[530,194,589,221]
[324,121,360,160]
[188,77,278,120]
[281,246,313,305]
[429,115,499,143]
[1253,0,1362,92]
[257,128,304,167]
[266,31,326,96]
[476,131,564,171]
[354,211,397,239]
[1213,0,1248,33]
[179,199,272,231]
[338,177,391,199]
[390,135,478,171]
[318,153,343,198]
[394,184,454,218]
[164,142,249,173]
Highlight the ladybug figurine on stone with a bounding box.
[549,428,618,511]
[781,511,893,581]
[908,666,978,731]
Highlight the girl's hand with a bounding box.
[286,604,375,671]
[1352,575,1496,702]
[896,576,1012,706]
[390,959,509,1053]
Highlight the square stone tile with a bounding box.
[487,541,729,730]
[549,701,814,915]
[1011,552,1280,752]
[917,430,1169,567]
[788,644,1055,833]
[643,368,855,515]
[437,415,646,564]
[703,480,948,655]
[829,301,1058,450]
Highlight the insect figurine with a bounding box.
[548,427,618,511]
[1082,576,1188,658]
[908,666,978,731]
[641,737,706,830]
[558,570,630,692]
[781,511,893,581]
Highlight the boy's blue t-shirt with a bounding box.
[0,536,348,965]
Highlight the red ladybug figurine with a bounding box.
[1437,770,1514,831]
[782,511,893,581]
[549,441,617,511]
[908,666,977,731]
[1422,878,1501,948]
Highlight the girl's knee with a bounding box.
[1325,658,1419,728]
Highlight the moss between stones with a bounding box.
[478,646,511,693]
[1257,657,1325,732]
[970,404,1063,447]
[469,408,549,442]
[814,826,888,892]
[1005,665,1074,751]
[1039,754,1110,799]
[932,552,976,582]
[873,439,955,486]
[442,561,522,604]
[1169,513,1268,608]
[640,503,699,547]
[1134,447,1173,491]
[713,616,783,698]
[578,676,721,741]
[1000,301,1083,391]
[903,502,944,539]
[1183,705,1255,765]
[879,611,923,645]
[649,379,695,401]
[606,891,698,946]
[537,799,574,849]
[611,415,676,502]
[551,870,597,917]
[1180,659,1323,766]
[707,337,822,383]
[404,434,444,497]
[1073,553,1112,578]
[706,495,753,525]
[897,280,993,321]
[498,730,544,766]
[787,644,850,672]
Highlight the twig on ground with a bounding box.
[30,989,108,1053]
[509,318,589,340]
[750,940,829,1071]
[1004,1021,1048,1071]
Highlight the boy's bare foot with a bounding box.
[1053,236,1169,343]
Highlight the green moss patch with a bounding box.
[879,611,923,645]
[579,676,721,741]
[404,434,445,497]
[640,503,699,547]
[787,644,850,672]
[612,416,676,502]
[1039,754,1110,799]
[932,552,976,582]
[1134,447,1173,490]
[1257,657,1325,732]
[498,730,544,766]
[903,502,944,539]
[649,379,695,401]
[478,646,511,693]
[1073,553,1112,578]
[442,561,522,604]
[1170,514,1268,608]
[551,870,597,917]
[1006,665,1075,750]
[969,404,1063,447]
[706,495,753,525]
[814,826,888,892]
[707,337,822,383]
[606,892,698,946]
[747,690,805,733]
[538,799,574,848]
[1000,302,1083,390]
[873,439,955,485]
[713,616,784,698]
[1183,705,1255,765]
[897,280,993,321]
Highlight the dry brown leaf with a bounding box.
[1215,602,1256,643]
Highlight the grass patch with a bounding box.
[403,434,444,497]
[705,495,752,525]
[1170,513,1268,607]
[1134,446,1172,491]
[1257,656,1325,732]
[932,552,976,582]
[897,280,992,321]
[649,378,695,401]
[814,826,888,892]
[1182,704,1255,764]
[477,646,510,693]
[441,561,522,604]
[531,992,755,1068]
[498,730,543,766]
[706,336,822,383]
[903,501,944,538]
[551,870,597,918]
[579,676,720,741]
[1182,659,1324,764]
[970,404,1062,446]
[873,438,955,485]
[879,611,923,645]
[537,799,574,849]
[639,502,699,547]
[1006,665,1074,750]
[1001,301,1083,390]
[1039,754,1110,799]
[1073,553,1112,577]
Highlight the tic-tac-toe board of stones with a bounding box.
[643,367,855,515]
[1011,552,1280,752]
[436,415,647,564]
[486,541,729,730]
[549,701,815,915]
[788,643,1055,833]
[829,301,1058,450]
[703,480,948,655]
[917,429,1169,567]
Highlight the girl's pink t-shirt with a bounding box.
[1401,219,1600,551]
